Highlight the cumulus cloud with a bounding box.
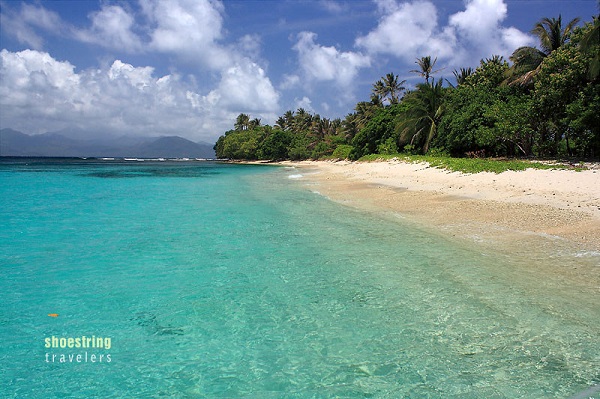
[141,0,232,69]
[1,0,245,70]
[293,31,371,89]
[0,0,283,139]
[447,0,533,62]
[355,1,448,60]
[0,49,277,141]
[294,96,315,113]
[0,50,81,110]
[356,0,534,70]
[75,5,142,52]
[212,61,279,112]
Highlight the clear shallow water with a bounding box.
[0,158,598,398]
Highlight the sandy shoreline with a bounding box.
[280,160,600,255]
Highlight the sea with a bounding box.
[0,158,598,398]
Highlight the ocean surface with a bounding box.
[0,158,598,398]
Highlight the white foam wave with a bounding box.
[288,174,303,179]
[574,250,600,258]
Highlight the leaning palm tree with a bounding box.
[397,78,445,154]
[508,15,581,87]
[580,16,600,80]
[411,56,443,83]
[535,15,581,54]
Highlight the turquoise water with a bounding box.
[0,158,598,398]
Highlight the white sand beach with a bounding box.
[283,160,600,254]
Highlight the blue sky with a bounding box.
[0,0,597,143]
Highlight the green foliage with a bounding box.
[358,154,570,174]
[481,93,536,156]
[436,84,498,156]
[287,133,311,160]
[564,83,600,156]
[311,141,333,159]
[372,72,406,104]
[397,79,445,154]
[402,144,417,154]
[579,18,600,80]
[351,103,408,159]
[420,156,569,174]
[258,129,291,160]
[465,56,509,88]
[377,137,398,155]
[215,15,599,161]
[533,28,598,156]
[217,128,264,160]
[507,15,581,88]
[331,144,353,159]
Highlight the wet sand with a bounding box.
[281,159,600,289]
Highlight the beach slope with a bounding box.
[286,160,600,252]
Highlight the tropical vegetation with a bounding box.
[215,15,599,161]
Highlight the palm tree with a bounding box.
[397,78,445,154]
[234,113,250,131]
[311,116,334,140]
[353,95,381,131]
[580,16,600,80]
[508,15,581,86]
[450,67,474,86]
[249,118,261,129]
[535,15,581,54]
[342,113,362,141]
[373,73,406,105]
[293,108,312,133]
[411,56,443,83]
[383,72,406,104]
[275,116,287,131]
[372,80,386,103]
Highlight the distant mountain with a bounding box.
[0,128,215,158]
[133,136,215,158]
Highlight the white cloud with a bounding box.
[448,0,534,62]
[294,96,315,113]
[293,31,371,89]
[280,74,301,90]
[319,0,346,13]
[237,34,262,57]
[0,0,283,140]
[141,0,232,69]
[0,3,63,49]
[501,27,534,53]
[1,0,244,71]
[356,1,445,60]
[449,0,507,41]
[0,49,277,141]
[75,5,142,52]
[201,59,280,113]
[356,0,534,70]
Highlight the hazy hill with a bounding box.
[0,129,215,158]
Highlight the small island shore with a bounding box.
[281,160,600,255]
